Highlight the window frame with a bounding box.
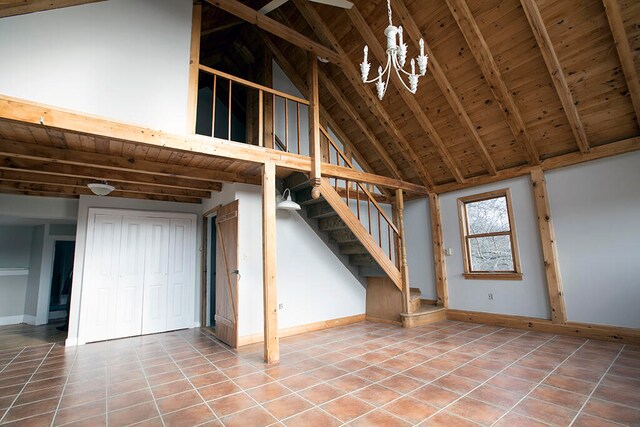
[457,189,522,280]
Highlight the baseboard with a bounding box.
[65,337,79,347]
[48,311,67,320]
[22,315,36,325]
[193,322,201,328]
[237,313,366,347]
[446,309,640,345]
[0,315,25,326]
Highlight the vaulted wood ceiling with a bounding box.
[203,0,640,190]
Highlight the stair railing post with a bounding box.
[395,189,411,314]
[308,52,322,199]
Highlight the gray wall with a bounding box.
[0,226,33,319]
[25,225,45,318]
[404,198,437,300]
[546,152,640,328]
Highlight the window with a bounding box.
[457,189,522,280]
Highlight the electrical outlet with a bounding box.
[278,303,284,310]
[488,293,494,300]
[445,248,453,256]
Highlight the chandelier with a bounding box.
[360,0,429,100]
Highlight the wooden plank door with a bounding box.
[215,200,239,348]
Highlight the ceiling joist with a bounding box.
[0,0,104,18]
[520,0,590,154]
[445,0,540,165]
[205,0,342,65]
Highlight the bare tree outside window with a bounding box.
[458,189,522,279]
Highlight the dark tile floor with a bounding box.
[0,320,638,426]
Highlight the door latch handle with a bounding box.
[231,270,241,280]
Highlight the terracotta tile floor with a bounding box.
[0,320,638,426]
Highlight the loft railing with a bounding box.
[320,126,399,268]
[198,65,309,154]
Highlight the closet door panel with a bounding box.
[167,218,192,330]
[142,218,170,334]
[113,217,146,339]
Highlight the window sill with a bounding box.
[463,272,523,281]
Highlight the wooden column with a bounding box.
[308,53,321,199]
[262,161,279,363]
[395,189,411,314]
[263,50,274,149]
[186,3,202,134]
[429,194,449,307]
[531,168,567,324]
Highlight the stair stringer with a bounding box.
[319,179,402,290]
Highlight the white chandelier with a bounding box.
[360,0,429,100]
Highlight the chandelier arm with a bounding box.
[393,64,415,93]
[363,54,392,84]
[391,52,415,78]
[382,61,392,98]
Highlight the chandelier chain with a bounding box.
[387,0,393,26]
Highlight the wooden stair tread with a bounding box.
[401,305,444,318]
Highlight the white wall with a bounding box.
[440,176,550,318]
[0,226,33,322]
[0,0,192,133]
[206,183,366,339]
[405,198,437,299]
[67,195,203,345]
[546,152,640,328]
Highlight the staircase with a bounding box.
[284,172,445,327]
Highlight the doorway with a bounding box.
[49,241,75,324]
[209,216,217,327]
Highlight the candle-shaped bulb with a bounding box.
[419,38,425,56]
[398,26,403,47]
[364,45,368,63]
[378,65,383,80]
[411,58,415,75]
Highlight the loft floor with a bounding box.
[0,321,638,426]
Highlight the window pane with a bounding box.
[466,196,510,234]
[469,235,514,271]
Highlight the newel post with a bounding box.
[308,53,321,198]
[395,189,411,314]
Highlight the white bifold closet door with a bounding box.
[81,210,194,343]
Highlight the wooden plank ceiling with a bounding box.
[203,0,639,190]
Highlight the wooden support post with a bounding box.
[262,161,279,363]
[395,189,411,314]
[263,50,274,149]
[308,53,321,199]
[429,193,449,307]
[531,168,567,324]
[186,3,202,134]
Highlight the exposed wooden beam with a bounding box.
[391,0,497,175]
[186,3,202,134]
[435,136,640,193]
[318,70,405,181]
[520,0,590,154]
[602,0,640,126]
[204,0,341,65]
[395,189,411,314]
[0,138,235,187]
[530,168,567,324]
[308,53,322,197]
[0,181,201,204]
[0,0,104,18]
[346,6,466,184]
[445,0,540,165]
[428,193,449,308]
[0,169,211,199]
[262,162,279,364]
[0,96,430,194]
[291,0,435,189]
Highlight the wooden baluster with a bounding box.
[258,90,264,147]
[272,94,276,149]
[228,80,232,141]
[211,75,217,138]
[388,223,392,261]
[356,184,361,220]
[378,210,382,247]
[367,198,372,234]
[285,99,289,152]
[296,103,301,155]
[346,179,350,207]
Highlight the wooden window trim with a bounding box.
[457,189,522,280]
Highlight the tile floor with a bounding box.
[0,320,638,426]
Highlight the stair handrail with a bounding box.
[320,125,399,236]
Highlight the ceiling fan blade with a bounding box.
[258,0,289,14]
[309,0,353,9]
